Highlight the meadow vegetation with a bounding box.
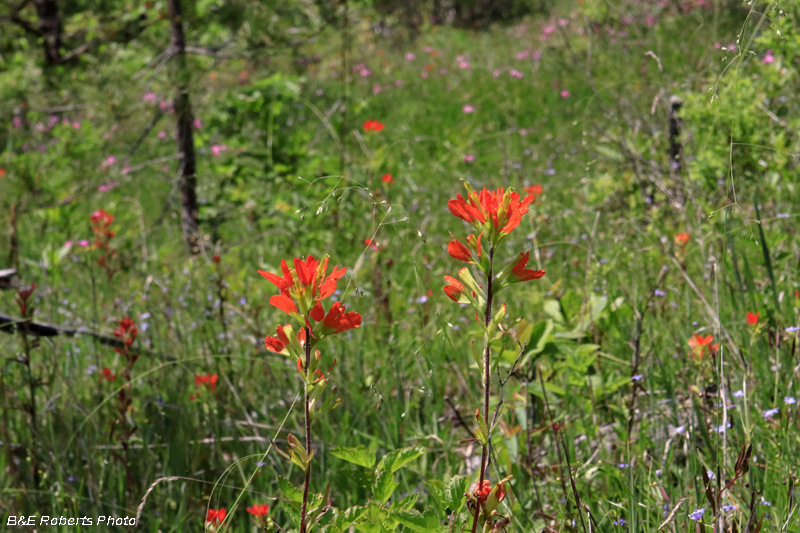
[1,0,800,531]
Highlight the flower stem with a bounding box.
[300,327,312,533]
[471,247,494,533]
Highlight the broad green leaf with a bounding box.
[278,475,303,503]
[444,475,469,514]
[377,446,425,473]
[393,507,442,533]
[424,480,447,514]
[334,506,368,529]
[373,470,399,504]
[543,300,565,325]
[331,445,376,469]
[390,492,419,512]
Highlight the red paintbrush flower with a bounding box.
[508,252,546,282]
[246,503,270,517]
[475,480,492,502]
[258,255,347,319]
[363,119,385,132]
[113,317,138,347]
[381,173,394,184]
[90,209,115,229]
[320,302,362,334]
[746,311,759,325]
[364,238,383,251]
[688,334,718,361]
[102,367,117,381]
[206,508,226,524]
[674,232,690,247]
[448,239,472,262]
[14,283,37,317]
[264,324,291,353]
[195,373,218,392]
[524,184,543,196]
[443,276,466,302]
[448,186,535,241]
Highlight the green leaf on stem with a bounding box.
[377,446,425,473]
[373,470,399,504]
[393,507,442,533]
[277,474,304,503]
[331,445,376,469]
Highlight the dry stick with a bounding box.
[625,267,668,438]
[299,326,313,533]
[339,0,349,176]
[556,428,589,533]
[444,397,472,437]
[537,366,572,527]
[470,247,495,533]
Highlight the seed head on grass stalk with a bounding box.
[443,183,545,532]
[259,255,361,533]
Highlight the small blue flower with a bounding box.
[785,396,797,405]
[733,390,744,398]
[760,497,771,506]
[654,289,666,297]
[688,508,705,521]
[722,505,736,512]
[613,518,626,526]
[674,426,685,434]
[68,476,76,482]
[786,326,799,332]
[631,374,643,381]
[706,470,715,480]
[762,408,779,418]
[618,463,630,468]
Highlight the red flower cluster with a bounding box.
[363,119,385,132]
[674,232,690,247]
[246,503,270,517]
[510,252,546,282]
[445,184,544,299]
[90,209,117,281]
[195,373,218,392]
[443,276,467,302]
[364,238,383,251]
[688,334,719,361]
[381,173,394,184]
[101,367,117,382]
[259,255,361,341]
[474,480,492,501]
[448,186,534,237]
[746,311,759,325]
[206,508,226,525]
[14,283,37,318]
[524,184,543,196]
[113,317,137,347]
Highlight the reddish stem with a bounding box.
[471,246,494,533]
[299,327,312,533]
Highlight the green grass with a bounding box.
[1,0,800,531]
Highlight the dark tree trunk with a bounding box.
[167,0,200,254]
[33,0,63,65]
[669,95,683,173]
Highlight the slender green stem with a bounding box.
[299,327,312,533]
[471,247,495,533]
